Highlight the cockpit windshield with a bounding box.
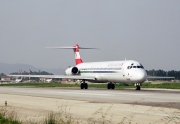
[127,65,144,69]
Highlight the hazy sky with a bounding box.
[0,0,180,71]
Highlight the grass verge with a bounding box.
[0,107,21,124]
[141,82,180,89]
[0,105,180,124]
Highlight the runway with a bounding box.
[0,87,180,109]
[0,87,180,123]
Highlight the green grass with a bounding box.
[0,117,20,124]
[0,82,180,89]
[141,82,180,89]
[0,108,21,124]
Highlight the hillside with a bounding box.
[0,63,64,75]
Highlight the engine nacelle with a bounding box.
[65,67,80,75]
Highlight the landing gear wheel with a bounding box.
[81,83,84,89]
[107,83,115,89]
[84,83,88,89]
[136,86,141,90]
[80,80,88,89]
[107,83,110,89]
[135,83,141,90]
[112,84,115,89]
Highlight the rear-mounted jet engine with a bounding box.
[65,67,79,75]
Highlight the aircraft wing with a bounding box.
[8,75,95,80]
[147,76,175,80]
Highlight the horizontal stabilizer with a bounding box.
[45,47,99,50]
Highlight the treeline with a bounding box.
[10,71,53,81]
[146,70,180,79]
[0,71,53,81]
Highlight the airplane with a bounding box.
[8,44,148,90]
[15,77,24,83]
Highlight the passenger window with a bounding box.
[133,66,136,68]
[137,66,140,68]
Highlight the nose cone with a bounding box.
[135,70,147,82]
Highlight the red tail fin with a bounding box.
[73,44,83,65]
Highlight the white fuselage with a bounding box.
[66,60,147,84]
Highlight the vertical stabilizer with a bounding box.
[73,44,83,65]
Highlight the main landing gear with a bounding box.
[80,80,88,89]
[135,83,141,90]
[107,82,115,89]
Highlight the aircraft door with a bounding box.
[123,67,131,81]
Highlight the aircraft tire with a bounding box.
[85,83,88,89]
[107,83,115,89]
[81,83,84,89]
[136,86,141,90]
[107,83,110,89]
[112,84,115,89]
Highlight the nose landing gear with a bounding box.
[135,83,141,90]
